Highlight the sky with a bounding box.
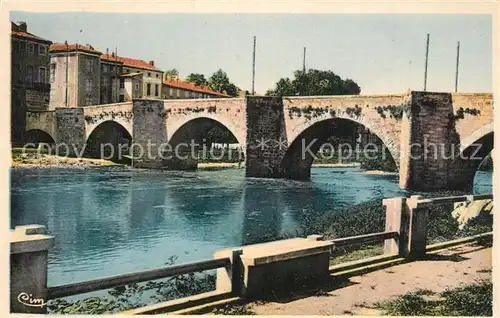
[10,12,492,95]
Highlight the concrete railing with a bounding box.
[10,193,492,314]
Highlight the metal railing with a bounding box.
[47,258,231,300]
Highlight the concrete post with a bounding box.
[230,250,243,296]
[383,197,408,256]
[406,195,428,258]
[10,225,54,313]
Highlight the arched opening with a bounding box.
[280,118,397,180]
[460,131,494,193]
[24,129,55,146]
[165,118,244,170]
[84,121,132,163]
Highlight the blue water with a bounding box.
[10,167,492,287]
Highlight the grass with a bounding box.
[329,244,383,266]
[373,280,493,316]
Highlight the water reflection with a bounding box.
[10,167,491,285]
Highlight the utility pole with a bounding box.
[251,36,256,95]
[455,41,460,93]
[423,33,430,91]
[65,40,69,107]
[303,47,306,73]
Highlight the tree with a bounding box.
[208,69,239,97]
[266,69,361,97]
[164,69,179,81]
[185,73,208,86]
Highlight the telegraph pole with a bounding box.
[251,36,256,95]
[423,33,430,91]
[303,47,306,73]
[65,41,69,107]
[455,41,460,92]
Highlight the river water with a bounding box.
[10,167,492,287]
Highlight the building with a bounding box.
[49,43,164,106]
[162,79,230,99]
[49,43,104,108]
[117,56,163,101]
[11,21,52,143]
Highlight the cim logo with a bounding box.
[17,292,46,308]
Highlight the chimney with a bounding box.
[17,21,27,32]
[106,48,109,57]
[112,52,115,58]
[149,60,154,66]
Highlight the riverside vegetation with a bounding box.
[47,189,493,315]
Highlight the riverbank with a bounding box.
[11,152,122,168]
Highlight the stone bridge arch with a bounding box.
[454,123,494,190]
[24,129,56,145]
[164,99,246,148]
[281,116,399,180]
[83,102,134,140]
[167,114,245,148]
[25,111,57,143]
[84,120,133,159]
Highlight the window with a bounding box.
[85,60,93,73]
[146,83,151,96]
[27,43,34,54]
[102,77,109,87]
[50,63,56,83]
[176,89,180,98]
[20,42,26,52]
[34,44,39,55]
[102,64,109,73]
[85,97,93,106]
[134,83,139,90]
[148,72,151,77]
[39,45,46,55]
[25,66,33,85]
[38,67,46,83]
[85,79,93,93]
[119,95,124,102]
[110,66,115,73]
[124,68,129,73]
[119,79,124,88]
[156,74,159,78]
[155,84,159,96]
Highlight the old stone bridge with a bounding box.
[25,91,493,191]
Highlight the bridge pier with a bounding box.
[131,99,168,169]
[245,96,288,178]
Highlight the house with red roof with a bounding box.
[163,79,230,99]
[48,42,164,107]
[11,21,53,143]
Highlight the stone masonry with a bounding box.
[25,91,493,191]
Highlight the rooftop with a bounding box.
[49,43,101,55]
[11,21,51,44]
[115,56,161,72]
[164,79,230,98]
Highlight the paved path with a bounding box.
[248,243,492,315]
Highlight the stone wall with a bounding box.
[245,96,288,178]
[131,99,167,168]
[55,108,86,157]
[26,89,50,111]
[26,110,57,140]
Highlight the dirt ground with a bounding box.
[248,243,492,315]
